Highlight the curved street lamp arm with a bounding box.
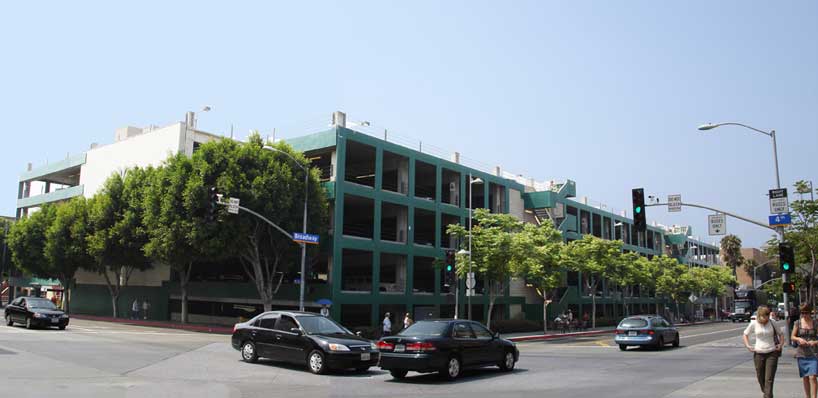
[710,122,773,137]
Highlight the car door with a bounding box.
[451,322,480,366]
[253,315,280,358]
[7,298,21,322]
[273,315,308,364]
[15,298,27,323]
[470,323,502,365]
[656,318,671,341]
[662,318,677,342]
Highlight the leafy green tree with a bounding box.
[447,208,521,329]
[656,260,696,320]
[191,134,328,312]
[616,252,645,317]
[86,170,154,317]
[44,197,93,313]
[698,266,735,319]
[7,205,57,282]
[561,235,626,328]
[508,220,564,332]
[720,234,744,284]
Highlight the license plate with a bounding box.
[361,353,370,361]
[51,318,59,324]
[394,344,405,353]
[628,331,637,336]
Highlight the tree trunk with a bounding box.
[486,280,496,330]
[178,263,193,324]
[111,295,119,318]
[263,299,273,312]
[591,282,597,329]
[542,291,549,334]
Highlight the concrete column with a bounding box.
[397,157,409,194]
[330,150,337,182]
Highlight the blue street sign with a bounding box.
[293,232,320,245]
[769,213,792,227]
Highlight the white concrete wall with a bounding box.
[79,123,185,197]
[74,263,171,287]
[508,188,525,221]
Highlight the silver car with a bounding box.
[614,315,679,351]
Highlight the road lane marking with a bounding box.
[681,327,746,339]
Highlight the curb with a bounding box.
[70,314,233,334]
[506,320,721,342]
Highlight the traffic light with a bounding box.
[783,281,796,294]
[632,188,646,232]
[443,250,456,290]
[205,186,219,222]
[780,242,795,274]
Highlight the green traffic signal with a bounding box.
[783,262,791,271]
[635,206,642,214]
[446,265,452,272]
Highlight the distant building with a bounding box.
[739,248,774,289]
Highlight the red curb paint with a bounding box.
[70,315,233,334]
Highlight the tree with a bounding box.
[44,197,93,313]
[191,134,328,312]
[86,170,154,317]
[7,205,57,282]
[561,235,626,328]
[695,266,735,319]
[508,220,564,333]
[720,234,744,284]
[616,252,646,317]
[767,180,818,306]
[447,208,521,330]
[655,260,695,320]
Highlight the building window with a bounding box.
[412,256,436,294]
[341,304,372,330]
[306,149,334,182]
[488,182,504,213]
[414,160,436,200]
[603,217,612,240]
[441,168,461,206]
[382,150,409,194]
[344,140,376,188]
[592,213,601,237]
[381,202,408,243]
[343,195,374,239]
[622,223,631,244]
[567,206,578,233]
[441,213,460,249]
[647,231,655,250]
[580,210,590,235]
[341,249,372,292]
[380,253,407,294]
[413,208,436,247]
[469,179,485,209]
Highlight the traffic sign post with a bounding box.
[668,194,682,212]
[769,188,789,214]
[708,213,726,235]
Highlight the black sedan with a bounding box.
[377,319,519,380]
[4,296,69,330]
[231,311,379,374]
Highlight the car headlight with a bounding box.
[370,342,377,350]
[33,313,45,318]
[328,343,350,352]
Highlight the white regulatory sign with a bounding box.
[228,197,240,214]
[668,194,682,212]
[708,213,726,235]
[466,277,476,289]
[769,188,789,214]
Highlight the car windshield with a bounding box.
[619,318,648,328]
[398,321,449,337]
[296,316,350,335]
[736,302,752,310]
[27,300,57,310]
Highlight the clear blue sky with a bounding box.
[1,1,816,248]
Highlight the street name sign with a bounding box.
[227,197,240,214]
[769,213,792,227]
[668,194,682,212]
[293,232,320,245]
[769,188,789,214]
[708,214,726,235]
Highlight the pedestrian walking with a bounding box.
[382,312,392,337]
[743,305,784,398]
[403,313,413,330]
[142,299,150,320]
[791,303,818,398]
[131,299,140,320]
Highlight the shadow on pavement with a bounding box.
[241,358,387,377]
[385,367,528,385]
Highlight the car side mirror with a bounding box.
[356,331,363,337]
[290,328,303,335]
[493,331,500,339]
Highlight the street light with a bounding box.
[697,121,788,318]
[466,174,483,320]
[262,145,310,312]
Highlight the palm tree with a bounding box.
[720,235,744,284]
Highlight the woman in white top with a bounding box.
[743,305,784,398]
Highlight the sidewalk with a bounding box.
[505,319,722,342]
[70,314,234,334]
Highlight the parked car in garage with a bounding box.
[614,315,679,351]
[4,296,69,330]
[231,311,379,374]
[377,319,519,380]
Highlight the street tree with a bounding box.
[7,205,57,283]
[508,219,564,332]
[86,170,154,317]
[44,197,93,313]
[616,251,645,317]
[698,266,735,319]
[191,134,328,312]
[720,234,744,283]
[656,260,696,320]
[561,235,626,328]
[447,208,521,330]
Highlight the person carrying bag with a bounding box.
[743,305,784,398]
[791,303,818,398]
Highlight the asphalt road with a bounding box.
[0,319,802,398]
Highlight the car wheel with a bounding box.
[656,337,664,350]
[390,369,408,379]
[241,341,258,363]
[26,318,32,329]
[355,366,370,373]
[5,315,12,326]
[307,350,327,375]
[442,356,462,380]
[672,334,680,347]
[619,344,627,351]
[59,325,66,331]
[498,351,516,372]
